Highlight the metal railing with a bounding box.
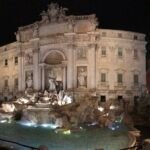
[0,138,39,150]
[120,144,143,150]
[0,137,145,150]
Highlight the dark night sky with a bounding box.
[0,0,149,46]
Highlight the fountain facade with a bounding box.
[0,3,146,111]
[0,2,147,150]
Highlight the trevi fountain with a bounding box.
[0,2,148,150]
[0,76,138,150]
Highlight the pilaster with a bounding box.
[67,44,75,90]
[88,44,96,90]
[18,43,24,92]
[32,39,40,91]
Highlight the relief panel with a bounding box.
[24,53,33,65]
[77,48,87,60]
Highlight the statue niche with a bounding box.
[44,51,65,92]
[44,51,64,65]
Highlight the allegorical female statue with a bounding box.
[48,70,56,91]
[77,67,87,88]
[26,72,33,89]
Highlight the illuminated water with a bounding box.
[0,122,129,150]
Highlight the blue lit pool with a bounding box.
[0,122,129,150]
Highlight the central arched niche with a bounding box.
[44,51,64,65]
[43,50,66,91]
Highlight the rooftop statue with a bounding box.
[14,31,21,42]
[32,23,39,38]
[47,3,59,22]
[47,3,68,23]
[40,11,49,24]
[58,6,68,22]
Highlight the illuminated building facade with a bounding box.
[0,3,146,106]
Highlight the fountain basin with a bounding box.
[0,122,129,150]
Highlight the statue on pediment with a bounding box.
[46,3,68,23]
[40,11,49,24]
[47,3,59,22]
[58,6,68,22]
[14,31,21,42]
[89,14,98,30]
[32,23,39,38]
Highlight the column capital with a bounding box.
[67,44,77,49]
[62,60,68,65]
[18,51,24,57]
[33,48,39,53]
[39,63,46,67]
[31,39,39,50]
[95,44,100,51]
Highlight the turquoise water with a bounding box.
[0,122,129,150]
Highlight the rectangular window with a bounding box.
[101,47,106,56]
[133,49,138,58]
[118,96,123,103]
[5,59,8,66]
[134,96,139,106]
[100,96,106,102]
[101,73,106,82]
[134,74,139,84]
[118,48,123,57]
[14,78,18,87]
[4,80,8,87]
[4,97,8,101]
[15,57,18,65]
[117,73,123,83]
